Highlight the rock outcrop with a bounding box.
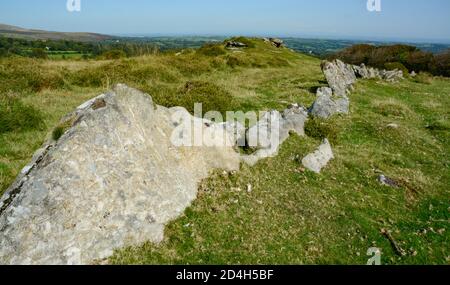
[270,38,284,48]
[353,63,403,82]
[302,139,334,173]
[304,59,403,171]
[309,59,403,119]
[225,41,247,49]
[309,87,349,119]
[321,60,357,97]
[0,84,241,265]
[242,104,308,166]
[263,38,284,48]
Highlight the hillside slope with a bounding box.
[0,23,113,42]
[0,38,448,264]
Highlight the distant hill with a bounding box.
[0,24,114,42]
[283,38,450,56]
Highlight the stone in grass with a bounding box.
[309,87,349,119]
[302,138,334,174]
[386,123,399,129]
[321,59,357,97]
[378,175,399,188]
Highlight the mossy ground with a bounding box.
[0,38,448,264]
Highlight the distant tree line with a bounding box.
[328,44,450,77]
[0,36,159,59]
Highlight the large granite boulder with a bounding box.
[0,84,240,265]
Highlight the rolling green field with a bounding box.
[0,39,448,264]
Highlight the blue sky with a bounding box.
[1,0,449,43]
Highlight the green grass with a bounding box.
[0,38,448,264]
[47,51,90,60]
[0,95,45,134]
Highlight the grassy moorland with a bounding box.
[0,38,448,264]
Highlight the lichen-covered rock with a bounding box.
[302,139,334,173]
[0,84,240,265]
[309,87,349,119]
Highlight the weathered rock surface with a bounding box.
[271,38,284,48]
[309,87,349,119]
[263,38,284,48]
[0,84,241,265]
[302,139,334,173]
[353,63,403,82]
[378,175,399,188]
[218,121,246,147]
[353,63,378,79]
[242,104,308,166]
[321,60,357,97]
[380,69,404,82]
[310,60,403,119]
[225,41,247,49]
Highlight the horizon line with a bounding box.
[115,33,450,45]
[2,23,450,45]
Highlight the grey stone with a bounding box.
[218,121,246,147]
[353,63,403,82]
[309,87,349,119]
[281,104,308,138]
[225,41,247,49]
[269,38,284,48]
[386,123,399,129]
[380,69,404,82]
[245,110,283,155]
[302,139,334,174]
[242,105,308,166]
[322,60,357,97]
[378,175,399,188]
[353,63,381,79]
[0,84,241,265]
